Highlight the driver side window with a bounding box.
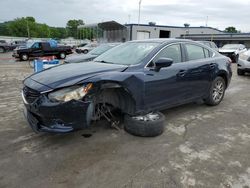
[32,43,41,49]
[153,44,182,64]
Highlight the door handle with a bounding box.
[177,70,187,77]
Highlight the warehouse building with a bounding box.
[181,33,250,48]
[78,21,250,48]
[78,21,224,42]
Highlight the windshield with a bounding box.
[26,41,34,48]
[94,42,159,65]
[222,44,241,50]
[90,44,117,55]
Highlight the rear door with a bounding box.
[182,43,214,99]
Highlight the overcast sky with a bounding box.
[1,0,250,32]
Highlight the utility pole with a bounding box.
[138,0,142,25]
[26,19,30,38]
[205,16,208,27]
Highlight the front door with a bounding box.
[144,43,191,111]
[31,42,43,57]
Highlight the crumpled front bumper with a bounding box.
[22,92,94,133]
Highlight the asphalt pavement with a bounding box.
[0,52,250,188]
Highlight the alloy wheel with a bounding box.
[212,80,225,103]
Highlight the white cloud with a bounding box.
[1,0,250,32]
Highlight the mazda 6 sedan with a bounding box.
[22,39,232,133]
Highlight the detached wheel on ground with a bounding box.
[237,69,245,76]
[124,112,165,137]
[204,76,226,106]
[20,54,29,61]
[59,52,66,59]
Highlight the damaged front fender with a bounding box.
[84,71,146,112]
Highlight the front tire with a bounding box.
[204,76,226,106]
[237,69,245,76]
[20,54,29,61]
[59,52,66,59]
[124,112,165,137]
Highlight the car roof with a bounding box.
[128,38,192,44]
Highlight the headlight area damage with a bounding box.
[22,82,136,133]
[22,83,95,133]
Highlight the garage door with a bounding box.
[137,31,150,40]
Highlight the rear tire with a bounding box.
[124,112,165,137]
[237,69,245,76]
[204,76,226,106]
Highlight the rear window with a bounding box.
[186,44,205,61]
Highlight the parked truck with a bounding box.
[13,41,73,61]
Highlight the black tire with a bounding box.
[20,53,29,61]
[237,69,245,76]
[0,47,5,53]
[59,52,66,59]
[204,76,226,106]
[124,112,165,137]
[82,49,88,54]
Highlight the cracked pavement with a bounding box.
[0,52,250,188]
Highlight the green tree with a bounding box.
[66,19,84,38]
[8,17,29,37]
[224,26,238,33]
[0,17,82,39]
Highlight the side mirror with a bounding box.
[154,58,173,72]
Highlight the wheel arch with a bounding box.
[216,70,229,88]
[92,81,137,115]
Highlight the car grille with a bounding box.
[23,86,40,103]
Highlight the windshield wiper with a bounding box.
[95,60,115,64]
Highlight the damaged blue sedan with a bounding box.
[22,39,232,136]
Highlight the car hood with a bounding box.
[219,49,237,53]
[65,54,97,63]
[25,61,128,90]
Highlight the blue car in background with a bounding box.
[22,39,232,136]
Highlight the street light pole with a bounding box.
[26,19,30,38]
[138,0,142,25]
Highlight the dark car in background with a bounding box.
[198,41,219,52]
[219,44,247,63]
[22,39,232,136]
[13,41,73,61]
[65,43,120,63]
